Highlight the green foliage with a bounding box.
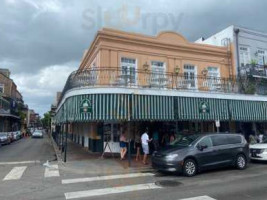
[250,59,257,66]
[41,111,51,128]
[239,76,256,94]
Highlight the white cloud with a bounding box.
[11,62,77,115]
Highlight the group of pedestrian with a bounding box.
[249,132,265,144]
[119,127,177,165]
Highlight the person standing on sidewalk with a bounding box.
[119,131,127,160]
[141,128,152,165]
[134,132,141,161]
[152,130,159,152]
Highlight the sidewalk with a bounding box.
[51,138,153,176]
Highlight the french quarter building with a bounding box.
[54,28,267,153]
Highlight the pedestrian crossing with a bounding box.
[63,172,159,199]
[1,165,218,200]
[62,172,218,200]
[1,164,60,181]
[3,166,27,181]
[44,164,60,177]
[62,172,155,184]
[179,196,216,200]
[65,183,161,199]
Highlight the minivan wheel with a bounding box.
[236,154,247,170]
[183,159,197,177]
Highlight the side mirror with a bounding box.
[197,144,208,151]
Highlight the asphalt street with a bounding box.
[1,135,267,200]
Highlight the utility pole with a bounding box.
[64,104,68,163]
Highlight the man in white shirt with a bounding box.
[259,134,264,143]
[141,128,152,165]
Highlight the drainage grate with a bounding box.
[155,180,182,187]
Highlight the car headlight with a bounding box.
[165,154,179,160]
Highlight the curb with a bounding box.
[49,135,63,164]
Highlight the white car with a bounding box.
[32,130,43,138]
[250,140,267,161]
[12,131,22,140]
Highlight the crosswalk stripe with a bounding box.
[179,196,216,200]
[0,160,40,165]
[3,166,27,181]
[44,164,60,177]
[62,172,155,184]
[64,183,162,199]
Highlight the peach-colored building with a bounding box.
[55,28,267,153]
[79,28,235,87]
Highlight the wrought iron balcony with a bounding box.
[240,64,267,78]
[58,67,267,104]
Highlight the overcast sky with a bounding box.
[1,0,267,116]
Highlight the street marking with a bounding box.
[62,172,155,184]
[0,160,40,165]
[3,166,27,181]
[179,196,216,200]
[64,183,161,199]
[44,164,60,178]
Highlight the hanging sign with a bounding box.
[80,98,92,113]
[199,101,210,114]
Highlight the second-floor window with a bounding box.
[239,46,250,66]
[184,64,197,89]
[0,84,4,94]
[207,67,220,78]
[120,57,137,85]
[151,61,166,87]
[207,67,221,90]
[257,49,267,65]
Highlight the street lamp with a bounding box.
[202,68,208,77]
[143,62,149,72]
[174,66,180,75]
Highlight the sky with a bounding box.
[1,0,267,117]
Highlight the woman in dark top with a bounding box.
[134,133,141,161]
[119,131,127,160]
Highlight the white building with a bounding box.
[195,25,267,78]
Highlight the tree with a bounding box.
[41,111,51,129]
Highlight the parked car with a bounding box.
[32,130,43,138]
[152,133,249,177]
[12,131,22,140]
[7,132,14,142]
[250,138,267,161]
[0,132,11,145]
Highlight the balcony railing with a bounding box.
[240,64,267,77]
[58,67,267,104]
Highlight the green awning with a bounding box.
[55,93,267,123]
[229,100,267,121]
[56,94,130,123]
[132,95,175,121]
[175,97,229,121]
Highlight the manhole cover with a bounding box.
[155,180,182,187]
